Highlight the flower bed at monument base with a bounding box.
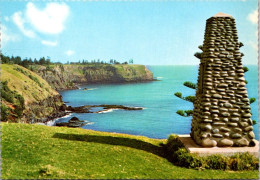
[165,134,259,170]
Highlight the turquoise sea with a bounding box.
[56,65,259,140]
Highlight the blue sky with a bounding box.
[0,0,258,65]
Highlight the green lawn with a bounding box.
[1,123,259,179]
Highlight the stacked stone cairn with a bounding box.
[191,12,255,147]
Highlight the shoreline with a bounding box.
[43,104,144,126]
[41,79,152,125]
[57,79,157,92]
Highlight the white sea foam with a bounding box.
[156,77,163,79]
[46,113,72,126]
[87,88,98,91]
[86,122,95,125]
[46,120,56,126]
[59,113,73,119]
[97,109,115,113]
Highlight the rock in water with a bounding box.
[56,116,86,128]
[69,116,80,121]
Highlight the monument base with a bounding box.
[178,135,259,158]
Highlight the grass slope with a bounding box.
[1,64,58,104]
[1,123,258,179]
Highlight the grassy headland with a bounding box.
[1,64,58,104]
[31,64,153,90]
[1,123,258,179]
[1,64,64,123]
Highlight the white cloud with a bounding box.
[12,11,36,38]
[26,2,70,34]
[11,2,69,39]
[41,40,58,46]
[4,16,9,22]
[1,25,19,46]
[247,9,258,24]
[65,50,74,56]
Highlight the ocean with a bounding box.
[56,65,259,140]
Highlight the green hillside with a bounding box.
[1,64,64,122]
[1,123,258,179]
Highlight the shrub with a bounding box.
[229,153,259,171]
[198,45,203,50]
[252,120,257,125]
[243,66,249,73]
[15,94,25,109]
[1,81,25,120]
[165,134,259,171]
[194,52,202,59]
[173,148,202,168]
[15,67,28,75]
[1,105,9,121]
[183,81,197,90]
[1,81,14,103]
[176,110,193,117]
[249,97,256,104]
[1,90,14,103]
[166,134,184,152]
[176,110,185,116]
[59,65,65,72]
[205,155,228,170]
[14,106,23,118]
[184,96,195,103]
[184,110,193,116]
[28,74,43,87]
[174,92,182,98]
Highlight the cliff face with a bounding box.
[1,64,65,123]
[32,64,153,90]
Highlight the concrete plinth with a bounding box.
[178,135,259,158]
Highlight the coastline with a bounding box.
[58,79,156,92]
[43,102,145,127]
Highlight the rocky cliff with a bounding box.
[31,64,153,90]
[1,64,65,123]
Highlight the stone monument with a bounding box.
[190,12,255,147]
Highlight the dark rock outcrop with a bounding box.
[56,116,87,128]
[23,94,66,123]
